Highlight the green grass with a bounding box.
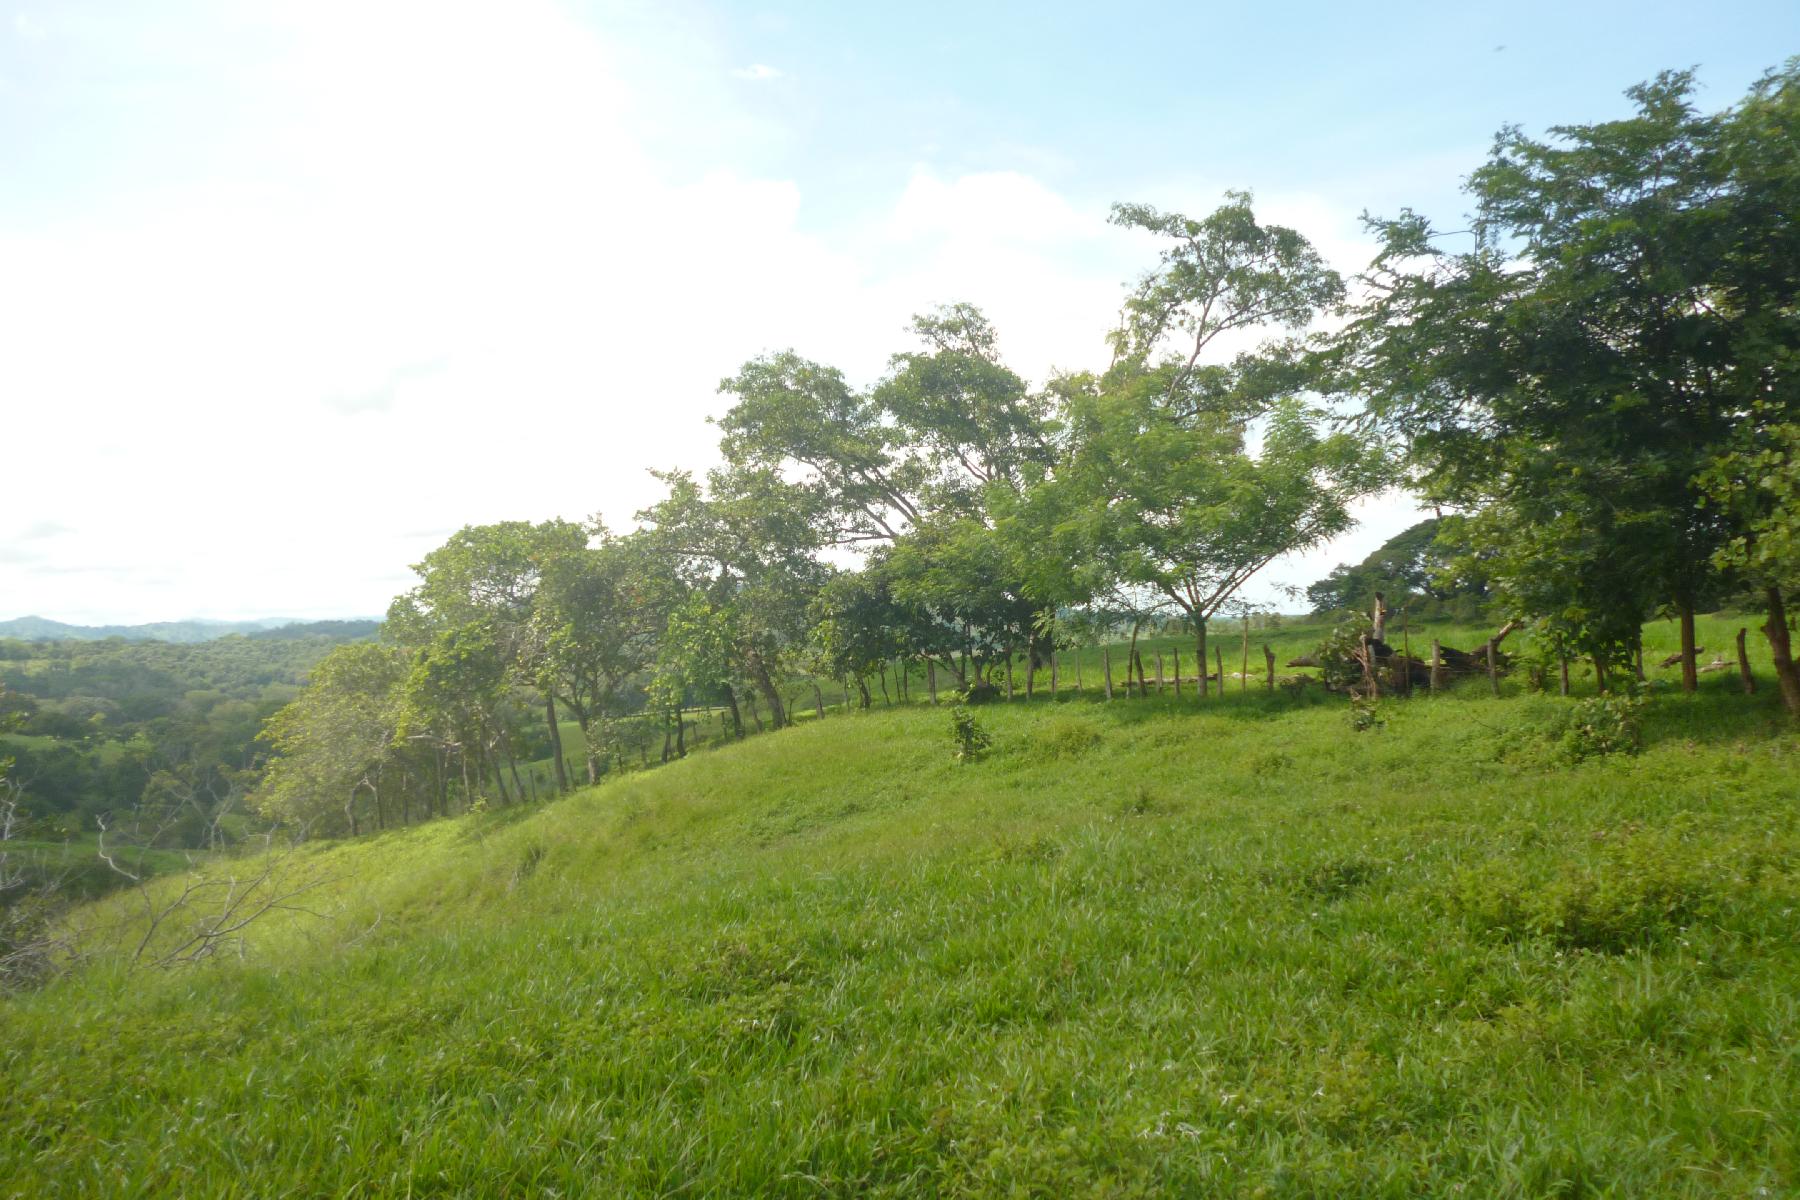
[3,630,1799,1197]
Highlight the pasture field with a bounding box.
[3,620,1798,1197]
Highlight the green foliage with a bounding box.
[1313,614,1373,692]
[1347,695,1384,733]
[1305,517,1488,617]
[1560,692,1649,762]
[947,697,992,763]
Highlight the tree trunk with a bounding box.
[346,789,359,838]
[1678,598,1699,693]
[489,747,511,805]
[856,676,872,709]
[724,686,745,738]
[1559,649,1570,697]
[1214,646,1224,694]
[1196,617,1208,698]
[1762,586,1800,719]
[1102,647,1114,700]
[545,693,568,794]
[675,706,687,758]
[577,718,601,784]
[878,662,892,707]
[760,668,787,729]
[1264,643,1276,690]
[1737,627,1757,695]
[1172,647,1181,699]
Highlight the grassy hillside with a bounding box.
[4,655,1799,1196]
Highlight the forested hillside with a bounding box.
[0,628,374,846]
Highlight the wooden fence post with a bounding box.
[1155,651,1165,695]
[1559,650,1570,696]
[1103,647,1114,700]
[1263,644,1275,690]
[1214,646,1224,694]
[1050,654,1059,697]
[1361,634,1379,699]
[928,660,938,705]
[1737,627,1757,695]
[1241,611,1250,692]
[1173,646,1182,699]
[1026,651,1036,700]
[1400,608,1412,697]
[1006,651,1015,701]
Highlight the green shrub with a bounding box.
[949,699,993,763]
[1561,692,1647,761]
[1349,696,1384,732]
[1315,615,1374,692]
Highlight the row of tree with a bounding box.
[254,64,1800,836]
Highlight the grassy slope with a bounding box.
[5,633,1800,1196]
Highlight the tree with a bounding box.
[1025,195,1376,692]
[388,520,589,791]
[636,469,830,730]
[532,530,665,783]
[255,642,408,836]
[1305,518,1488,617]
[1337,67,1800,700]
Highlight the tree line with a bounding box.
[251,64,1800,836]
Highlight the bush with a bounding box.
[1561,692,1647,761]
[1349,696,1384,733]
[1315,616,1374,692]
[948,699,992,764]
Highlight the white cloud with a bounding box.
[0,0,1408,624]
[730,63,783,81]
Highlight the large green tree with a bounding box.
[1338,66,1800,701]
[1022,195,1377,692]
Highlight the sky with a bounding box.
[1,0,1793,624]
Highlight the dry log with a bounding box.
[1659,648,1704,669]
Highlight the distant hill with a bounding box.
[0,615,378,644]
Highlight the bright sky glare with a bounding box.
[1,0,1792,623]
